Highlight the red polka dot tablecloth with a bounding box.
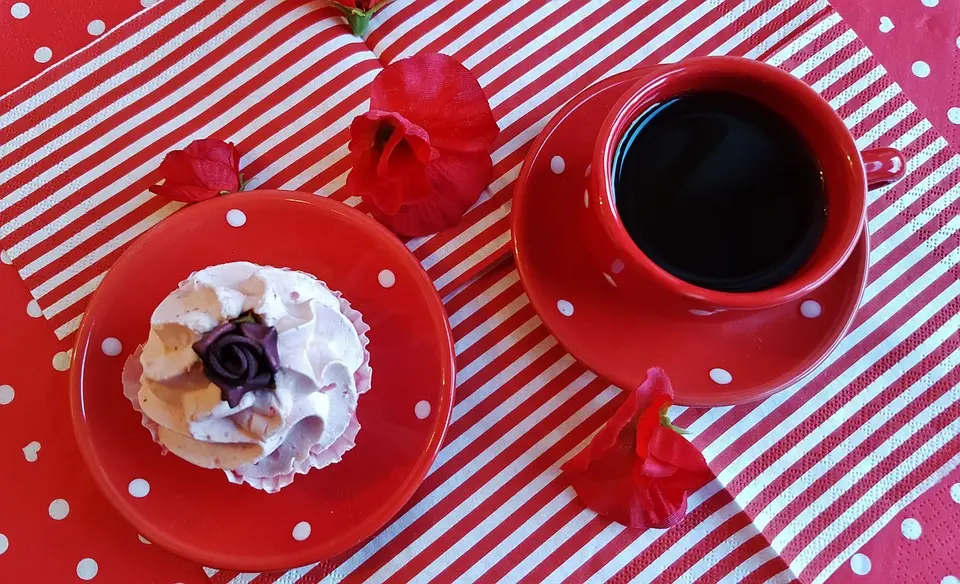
[0,1,958,583]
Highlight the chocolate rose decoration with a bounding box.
[192,312,280,408]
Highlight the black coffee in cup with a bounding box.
[612,91,826,293]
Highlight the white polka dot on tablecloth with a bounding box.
[128,478,150,498]
[942,576,960,584]
[226,209,246,227]
[378,269,396,288]
[921,0,938,6]
[878,16,894,33]
[0,534,8,555]
[850,553,871,575]
[23,441,40,462]
[138,534,150,544]
[911,61,930,78]
[77,558,98,580]
[948,108,960,124]
[0,384,13,405]
[710,368,732,385]
[26,299,42,318]
[415,400,431,419]
[800,300,822,318]
[900,517,922,540]
[34,46,52,63]
[52,351,71,371]
[48,498,69,520]
[292,521,311,541]
[557,299,574,316]
[0,250,11,264]
[550,155,565,174]
[87,20,106,36]
[10,3,29,19]
[950,482,960,503]
[101,337,122,357]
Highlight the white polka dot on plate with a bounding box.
[378,269,396,288]
[0,250,11,264]
[942,576,960,584]
[77,558,98,580]
[0,384,13,405]
[33,46,52,63]
[611,259,625,274]
[550,155,565,174]
[415,400,431,419]
[920,0,938,6]
[226,209,246,227]
[710,368,732,385]
[0,533,7,555]
[10,3,29,19]
[584,164,591,177]
[26,299,42,318]
[583,190,589,208]
[900,517,921,540]
[557,299,574,316]
[292,521,311,541]
[603,273,616,287]
[48,498,69,520]
[138,534,150,544]
[911,61,930,78]
[800,300,822,318]
[87,20,106,36]
[101,337,122,357]
[950,482,960,503]
[128,478,150,498]
[23,441,40,462]
[878,16,894,33]
[948,108,960,125]
[52,351,71,371]
[850,553,871,575]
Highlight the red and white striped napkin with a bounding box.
[2,0,957,583]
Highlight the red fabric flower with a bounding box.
[330,0,392,35]
[149,138,242,203]
[347,53,499,236]
[562,368,712,529]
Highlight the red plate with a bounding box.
[512,70,868,406]
[70,191,455,571]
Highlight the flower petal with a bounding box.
[370,150,491,236]
[183,138,241,172]
[149,182,218,203]
[370,53,499,153]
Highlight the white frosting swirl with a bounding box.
[126,262,371,492]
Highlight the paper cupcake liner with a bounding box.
[121,294,372,494]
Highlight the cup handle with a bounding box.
[862,147,906,190]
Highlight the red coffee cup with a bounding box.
[586,56,905,311]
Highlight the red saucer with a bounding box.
[69,191,456,571]
[512,70,868,406]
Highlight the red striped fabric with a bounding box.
[2,1,957,583]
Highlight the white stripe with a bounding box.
[793,405,960,573]
[789,29,856,79]
[395,0,489,60]
[844,83,901,128]
[661,0,766,63]
[3,14,346,249]
[455,314,544,386]
[421,203,507,270]
[708,0,801,57]
[716,546,795,584]
[461,3,562,71]
[811,450,960,584]
[371,0,456,56]
[767,355,960,544]
[468,505,592,584]
[42,273,106,322]
[54,314,84,340]
[433,231,511,290]
[0,2,250,178]
[740,0,829,60]
[867,124,937,205]
[870,180,959,267]
[673,524,769,584]
[225,573,257,584]
[0,0,202,130]
[324,378,615,584]
[0,5,325,215]
[766,11,841,66]
[870,152,960,235]
[828,65,885,110]
[454,295,527,354]
[855,102,915,149]
[448,270,519,327]
[34,203,179,303]
[810,47,870,93]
